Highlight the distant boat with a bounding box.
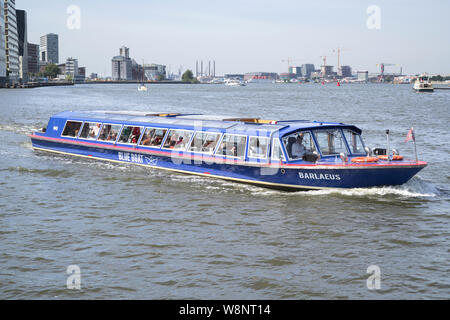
[138,59,148,92]
[138,84,148,91]
[413,74,434,92]
[225,79,246,86]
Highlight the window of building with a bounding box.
[189,132,222,154]
[313,129,348,156]
[140,127,168,148]
[215,134,247,158]
[248,136,269,159]
[118,126,143,144]
[97,124,122,143]
[162,129,193,151]
[61,121,82,137]
[79,122,102,140]
[343,129,365,155]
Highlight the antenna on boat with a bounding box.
[386,129,391,161]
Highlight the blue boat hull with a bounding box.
[30,136,426,191]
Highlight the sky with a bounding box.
[19,0,450,77]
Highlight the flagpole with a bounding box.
[412,127,418,163]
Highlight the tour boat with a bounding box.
[29,111,427,191]
[413,74,434,92]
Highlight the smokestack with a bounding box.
[201,61,203,77]
[196,61,198,77]
[213,61,215,77]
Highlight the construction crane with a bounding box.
[281,58,302,72]
[332,47,348,71]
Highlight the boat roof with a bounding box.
[51,110,362,136]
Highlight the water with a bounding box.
[0,83,449,299]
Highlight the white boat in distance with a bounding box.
[225,79,246,86]
[413,74,434,92]
[138,84,148,91]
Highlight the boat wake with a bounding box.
[253,176,439,199]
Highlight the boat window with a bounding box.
[162,129,193,150]
[140,127,167,148]
[79,122,102,140]
[343,129,365,154]
[189,132,222,154]
[215,134,247,158]
[313,129,348,156]
[282,131,317,160]
[271,138,285,161]
[61,121,82,137]
[118,126,143,144]
[97,124,122,142]
[248,136,269,159]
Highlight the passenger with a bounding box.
[92,123,101,137]
[291,134,306,159]
[141,131,153,145]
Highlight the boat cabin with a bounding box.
[39,111,367,164]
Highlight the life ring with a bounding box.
[377,155,404,161]
[351,157,379,163]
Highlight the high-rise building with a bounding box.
[27,42,39,74]
[0,0,6,87]
[300,64,315,78]
[16,9,27,83]
[4,0,20,84]
[40,33,59,64]
[111,46,132,80]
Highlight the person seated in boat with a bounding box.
[202,139,217,152]
[130,127,141,143]
[141,132,152,146]
[169,133,178,148]
[291,134,306,159]
[91,123,101,138]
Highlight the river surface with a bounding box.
[0,83,448,299]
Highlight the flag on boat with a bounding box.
[405,127,415,142]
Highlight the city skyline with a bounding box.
[19,0,450,77]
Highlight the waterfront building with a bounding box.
[27,42,39,75]
[289,66,302,77]
[357,70,369,82]
[111,46,132,80]
[89,73,98,79]
[300,64,315,78]
[0,0,6,87]
[16,9,27,83]
[131,59,144,81]
[143,63,166,80]
[65,57,78,78]
[40,33,59,64]
[4,0,20,84]
[338,65,352,78]
[244,72,278,82]
[321,65,334,78]
[77,67,86,80]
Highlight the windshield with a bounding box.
[343,129,365,154]
[313,129,348,156]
